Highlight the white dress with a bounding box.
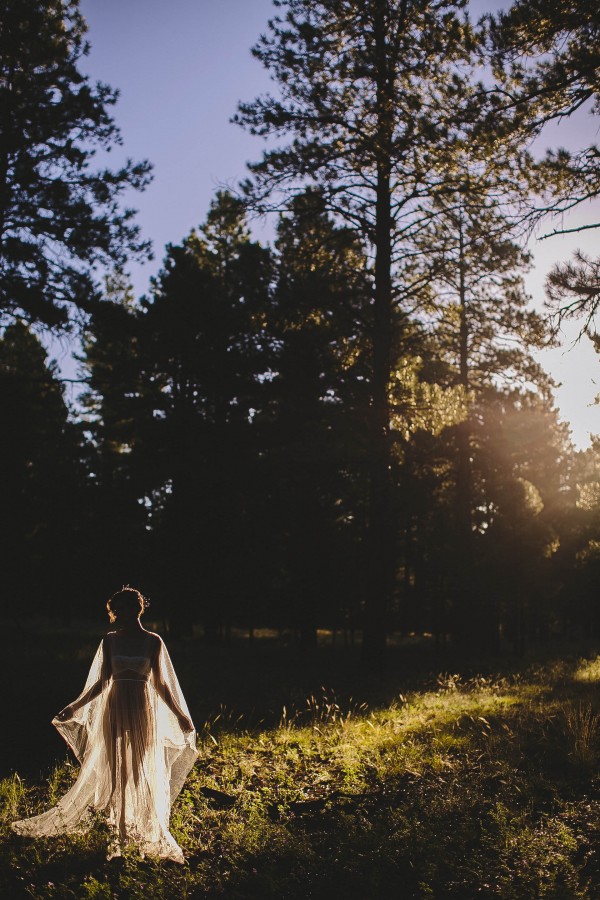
[12,632,198,863]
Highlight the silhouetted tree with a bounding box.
[395,381,575,653]
[236,0,479,666]
[0,322,82,618]
[414,175,552,643]
[80,194,274,634]
[469,391,574,651]
[490,1,600,332]
[78,274,150,598]
[266,189,372,644]
[0,0,151,328]
[547,444,600,639]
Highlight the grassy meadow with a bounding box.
[3,629,600,898]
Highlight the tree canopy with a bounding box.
[0,0,151,329]
[489,1,600,333]
[3,0,600,664]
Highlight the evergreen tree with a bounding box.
[395,382,574,652]
[490,1,600,331]
[267,189,372,643]
[0,0,151,328]
[538,443,600,640]
[468,391,574,651]
[78,275,150,598]
[0,322,82,617]
[413,173,552,642]
[80,193,273,634]
[235,0,478,665]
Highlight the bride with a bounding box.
[12,587,198,863]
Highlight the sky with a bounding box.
[65,0,600,449]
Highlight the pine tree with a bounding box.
[235,0,478,665]
[489,1,600,332]
[142,193,273,635]
[411,171,552,641]
[78,275,150,597]
[468,391,574,651]
[80,193,273,634]
[0,321,82,617]
[268,188,372,643]
[0,0,151,328]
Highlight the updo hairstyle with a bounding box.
[107,586,147,624]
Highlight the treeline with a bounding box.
[1,0,600,659]
[2,188,600,651]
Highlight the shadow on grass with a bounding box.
[4,624,600,897]
[191,668,600,899]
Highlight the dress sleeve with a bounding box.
[153,637,198,803]
[52,638,110,764]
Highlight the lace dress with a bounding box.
[12,632,198,863]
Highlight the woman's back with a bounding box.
[12,590,198,862]
[107,630,158,681]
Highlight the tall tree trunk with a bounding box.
[455,208,475,646]
[457,209,471,534]
[362,0,395,668]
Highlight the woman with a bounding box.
[12,587,198,863]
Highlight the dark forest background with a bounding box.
[2,0,600,666]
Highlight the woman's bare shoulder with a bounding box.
[144,631,163,665]
[144,631,163,646]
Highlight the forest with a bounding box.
[3,0,600,894]
[2,0,599,660]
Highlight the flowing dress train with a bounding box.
[12,632,198,863]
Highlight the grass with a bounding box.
[4,640,600,897]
